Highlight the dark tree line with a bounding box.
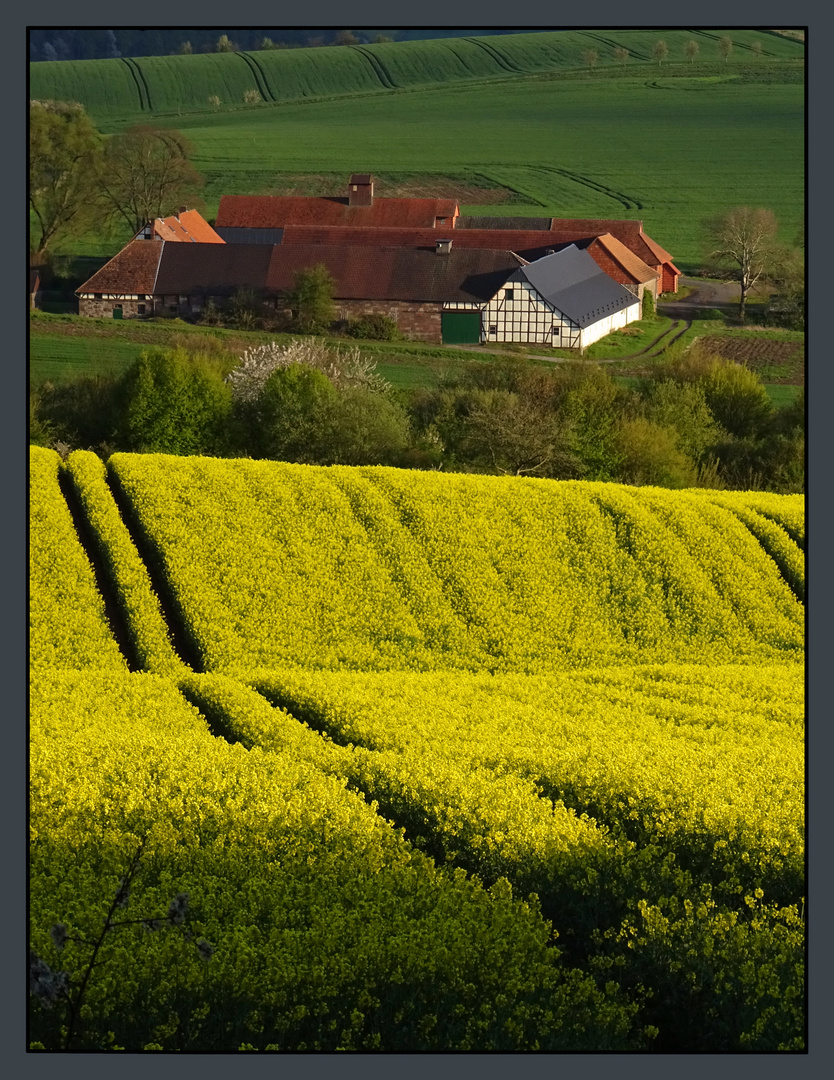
[29,29,525,63]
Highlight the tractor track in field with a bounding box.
[58,468,144,672]
[60,461,202,674]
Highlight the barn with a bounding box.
[76,239,640,349]
[479,245,641,350]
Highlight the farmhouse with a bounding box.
[75,174,677,343]
[279,227,660,302]
[214,175,678,295]
[76,237,639,347]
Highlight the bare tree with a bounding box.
[750,40,763,59]
[614,46,629,68]
[684,40,699,63]
[704,207,779,321]
[718,36,733,62]
[653,40,669,66]
[581,48,599,71]
[98,125,204,235]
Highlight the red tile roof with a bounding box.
[265,245,522,303]
[281,226,563,258]
[76,240,164,295]
[152,243,274,296]
[216,195,459,230]
[152,209,225,244]
[548,218,674,268]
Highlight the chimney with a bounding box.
[348,173,374,207]
[435,239,452,256]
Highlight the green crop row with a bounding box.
[29,30,803,122]
[106,454,803,675]
[29,446,125,671]
[30,667,640,1052]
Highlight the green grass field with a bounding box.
[31,31,804,271]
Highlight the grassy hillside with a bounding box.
[31,30,804,273]
[30,30,804,120]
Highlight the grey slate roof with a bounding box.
[214,227,285,245]
[457,216,554,231]
[514,245,638,328]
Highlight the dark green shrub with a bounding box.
[345,313,401,341]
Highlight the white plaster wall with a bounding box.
[578,302,641,349]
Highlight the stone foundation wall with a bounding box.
[78,298,151,319]
[336,299,443,343]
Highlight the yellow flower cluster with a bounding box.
[105,456,804,674]
[29,446,125,671]
[30,667,637,1051]
[247,664,804,904]
[28,450,805,1050]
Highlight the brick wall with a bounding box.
[336,299,443,343]
[661,265,679,294]
[587,245,657,302]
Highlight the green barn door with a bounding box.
[442,311,481,344]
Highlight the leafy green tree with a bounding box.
[116,347,233,455]
[642,379,724,463]
[684,40,699,63]
[718,36,733,62]
[556,364,625,480]
[612,417,697,488]
[249,364,338,461]
[215,34,237,53]
[462,389,580,478]
[653,40,669,66]
[284,264,336,334]
[32,374,122,451]
[323,387,412,466]
[699,361,774,440]
[98,125,204,235]
[29,100,104,259]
